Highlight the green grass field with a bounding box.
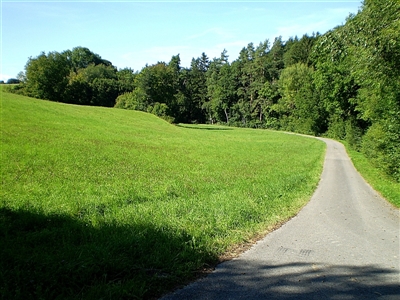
[1,91,326,299]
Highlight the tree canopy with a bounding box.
[17,47,135,107]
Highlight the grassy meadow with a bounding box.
[0,91,326,299]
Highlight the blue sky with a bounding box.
[1,0,362,81]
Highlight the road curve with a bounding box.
[162,138,399,299]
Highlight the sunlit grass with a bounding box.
[343,142,400,208]
[1,90,325,299]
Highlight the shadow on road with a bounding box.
[162,261,399,299]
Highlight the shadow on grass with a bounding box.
[176,124,233,131]
[0,207,217,300]
[162,260,399,299]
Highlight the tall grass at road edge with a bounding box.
[343,142,400,207]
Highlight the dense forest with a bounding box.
[8,0,399,182]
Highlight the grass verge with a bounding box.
[1,91,325,299]
[343,142,400,208]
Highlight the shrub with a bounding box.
[6,78,20,84]
[362,121,400,182]
[345,119,363,151]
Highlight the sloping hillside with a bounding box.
[0,91,325,299]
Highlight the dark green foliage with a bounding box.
[66,63,119,106]
[65,46,112,71]
[362,119,400,182]
[305,0,399,181]
[177,57,208,124]
[204,50,238,124]
[277,63,325,135]
[24,51,71,101]
[6,78,20,84]
[117,67,137,94]
[233,41,271,125]
[14,47,133,107]
[283,34,318,68]
[115,53,207,124]
[115,60,177,119]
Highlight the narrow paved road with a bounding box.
[162,138,399,299]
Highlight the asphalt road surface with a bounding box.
[162,138,399,299]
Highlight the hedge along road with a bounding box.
[162,138,399,300]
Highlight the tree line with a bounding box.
[11,46,136,107]
[9,0,399,182]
